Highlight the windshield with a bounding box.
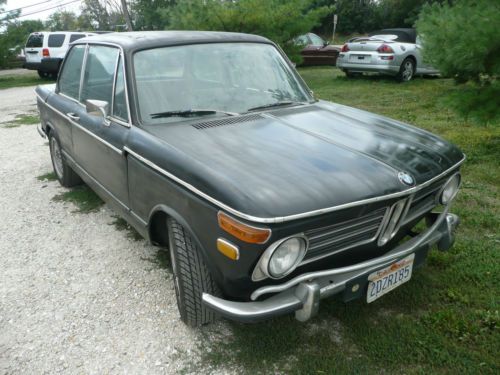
[134,43,312,124]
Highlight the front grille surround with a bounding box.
[299,177,448,265]
[301,207,388,265]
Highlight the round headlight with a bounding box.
[440,173,461,205]
[268,237,307,278]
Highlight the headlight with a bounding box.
[439,173,461,205]
[268,237,307,278]
[252,235,308,281]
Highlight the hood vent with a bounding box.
[192,113,263,130]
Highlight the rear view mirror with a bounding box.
[86,99,109,119]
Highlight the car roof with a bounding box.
[368,28,416,43]
[73,31,273,51]
[30,31,96,35]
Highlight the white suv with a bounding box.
[24,31,96,78]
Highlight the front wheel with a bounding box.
[49,133,82,187]
[397,58,415,82]
[167,218,221,326]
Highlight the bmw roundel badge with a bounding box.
[398,171,415,186]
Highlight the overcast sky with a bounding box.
[5,0,82,21]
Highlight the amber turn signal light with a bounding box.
[217,212,271,244]
[217,238,240,260]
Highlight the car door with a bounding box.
[47,44,87,154]
[71,45,130,207]
[302,33,336,66]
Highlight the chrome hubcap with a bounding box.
[402,61,413,81]
[50,138,64,178]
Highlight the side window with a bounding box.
[113,56,129,121]
[81,45,119,104]
[48,34,65,47]
[58,45,86,99]
[69,34,86,43]
[309,33,325,46]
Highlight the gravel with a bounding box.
[0,86,227,374]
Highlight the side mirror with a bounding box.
[86,99,109,119]
[323,41,329,47]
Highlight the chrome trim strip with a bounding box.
[110,49,120,118]
[251,206,451,300]
[36,123,46,138]
[123,146,465,224]
[37,93,123,155]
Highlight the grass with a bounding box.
[36,171,57,182]
[52,185,104,213]
[197,68,500,374]
[1,113,40,128]
[0,74,44,90]
[109,215,143,241]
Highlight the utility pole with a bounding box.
[332,14,338,43]
[120,0,133,31]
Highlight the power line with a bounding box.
[0,0,55,15]
[13,0,82,18]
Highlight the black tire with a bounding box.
[37,70,57,80]
[48,132,82,187]
[167,218,221,326]
[396,58,415,82]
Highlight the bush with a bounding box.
[416,0,500,123]
[167,0,331,64]
[417,0,500,83]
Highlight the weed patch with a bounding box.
[52,185,104,213]
[1,113,40,128]
[37,171,57,182]
[109,215,143,241]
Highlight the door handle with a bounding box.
[67,112,80,121]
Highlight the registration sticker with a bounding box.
[367,254,415,303]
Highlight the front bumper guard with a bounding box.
[202,209,460,323]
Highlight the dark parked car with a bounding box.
[36,31,464,326]
[296,32,340,66]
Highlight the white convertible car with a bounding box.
[336,28,439,82]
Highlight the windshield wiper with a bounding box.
[246,101,306,112]
[150,109,238,119]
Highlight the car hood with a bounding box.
[138,101,464,219]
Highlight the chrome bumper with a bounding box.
[203,209,460,323]
[37,123,46,139]
[336,59,400,75]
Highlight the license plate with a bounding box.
[349,54,371,64]
[367,254,414,303]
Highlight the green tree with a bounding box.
[80,0,125,31]
[0,0,21,68]
[46,10,79,31]
[167,0,331,63]
[132,0,176,30]
[416,0,500,123]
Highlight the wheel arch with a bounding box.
[148,204,207,255]
[405,54,417,70]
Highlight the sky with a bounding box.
[4,0,82,21]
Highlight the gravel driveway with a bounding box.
[0,86,227,374]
